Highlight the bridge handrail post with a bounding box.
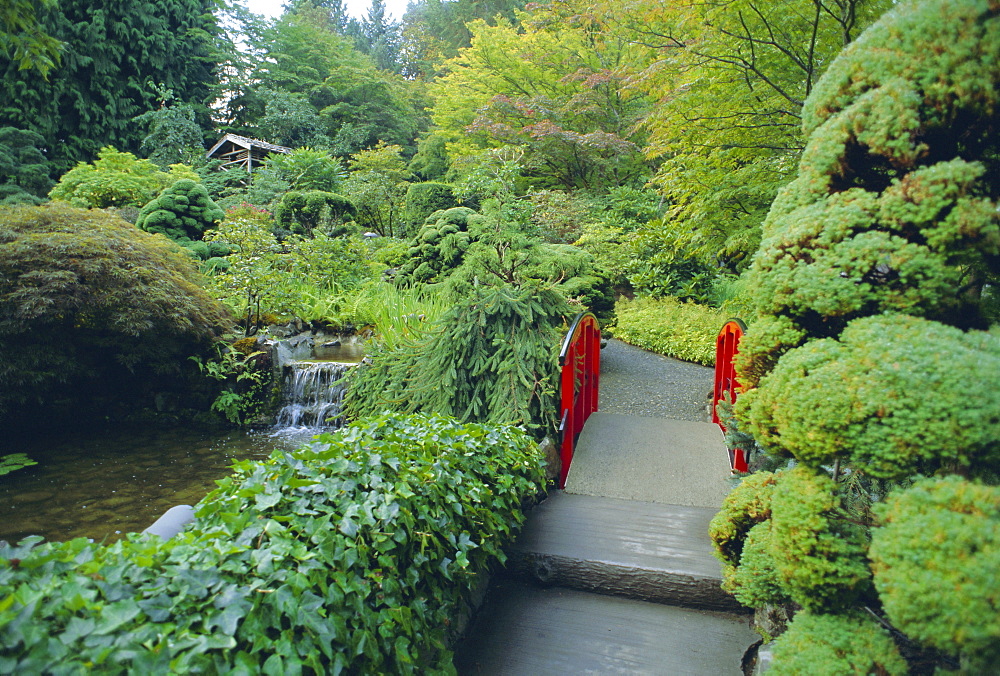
[712,318,748,472]
[558,311,600,488]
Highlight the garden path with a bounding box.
[453,340,758,675]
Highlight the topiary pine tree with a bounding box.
[707,1,1000,671]
[402,182,460,232]
[273,189,355,236]
[136,179,225,243]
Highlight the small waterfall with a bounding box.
[275,361,352,429]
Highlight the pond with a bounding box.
[0,340,363,545]
[0,425,322,545]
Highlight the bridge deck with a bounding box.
[453,342,755,674]
[566,412,732,507]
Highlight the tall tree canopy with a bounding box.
[0,0,219,174]
[0,0,62,75]
[399,0,525,79]
[233,7,429,155]
[612,0,894,268]
[430,7,655,190]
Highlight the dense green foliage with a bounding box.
[870,476,1000,671]
[0,204,231,426]
[708,471,777,571]
[395,206,480,284]
[393,204,614,323]
[0,0,218,173]
[0,127,52,205]
[621,0,894,270]
[768,467,871,613]
[0,413,546,673]
[48,147,198,209]
[611,296,727,365]
[133,87,207,169]
[742,314,1000,478]
[267,148,348,192]
[768,612,907,676]
[204,205,373,332]
[345,284,571,437]
[403,181,459,230]
[0,0,62,76]
[430,9,654,191]
[711,2,1000,670]
[273,190,355,235]
[136,179,225,242]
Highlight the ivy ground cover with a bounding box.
[0,413,545,674]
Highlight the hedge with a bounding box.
[0,413,545,674]
[611,295,728,365]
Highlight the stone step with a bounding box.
[566,412,733,508]
[453,579,758,675]
[504,491,743,612]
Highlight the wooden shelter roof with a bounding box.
[205,134,292,172]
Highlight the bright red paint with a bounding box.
[713,319,748,472]
[558,312,601,488]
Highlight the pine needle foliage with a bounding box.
[344,283,571,437]
[714,1,1000,669]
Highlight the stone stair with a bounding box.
[504,491,742,613]
[453,415,759,675]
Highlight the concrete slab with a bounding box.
[565,413,732,508]
[598,339,714,423]
[453,580,757,675]
[505,491,742,612]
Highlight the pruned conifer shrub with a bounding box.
[344,283,571,438]
[768,612,908,676]
[870,476,1000,672]
[135,178,225,242]
[709,1,1000,670]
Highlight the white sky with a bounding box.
[243,0,411,22]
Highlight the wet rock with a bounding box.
[272,335,314,367]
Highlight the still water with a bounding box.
[0,425,325,545]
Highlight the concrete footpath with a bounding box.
[454,341,757,675]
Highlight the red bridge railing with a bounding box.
[712,318,748,472]
[558,312,600,488]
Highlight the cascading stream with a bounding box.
[274,361,352,429]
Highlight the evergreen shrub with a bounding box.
[0,414,545,674]
[394,206,614,325]
[611,296,727,365]
[0,204,231,426]
[403,182,459,231]
[870,476,1000,670]
[49,147,198,209]
[0,127,53,205]
[713,2,1000,668]
[768,612,907,676]
[394,207,480,285]
[135,179,225,242]
[273,190,355,236]
[768,467,871,613]
[709,471,778,576]
[741,314,1000,478]
[344,284,571,438]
